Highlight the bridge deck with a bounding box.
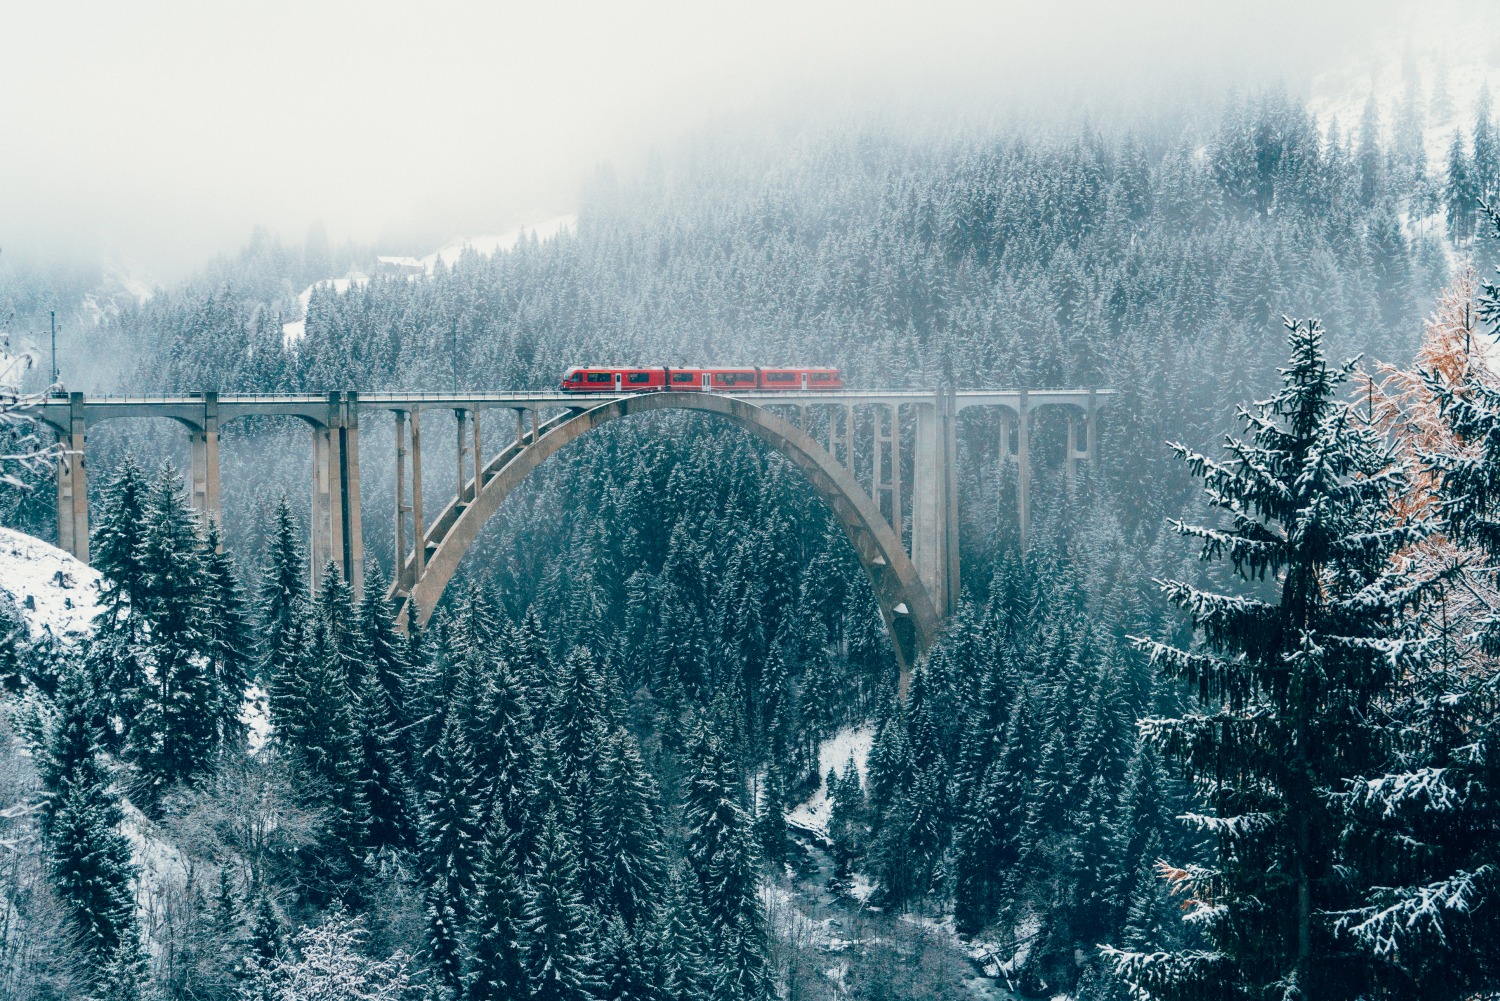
[25,387,1110,430]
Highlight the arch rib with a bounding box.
[391,392,940,695]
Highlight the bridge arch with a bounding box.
[391,391,942,694]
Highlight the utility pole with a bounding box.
[451,321,458,392]
[50,310,58,387]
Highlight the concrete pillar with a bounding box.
[394,410,409,592]
[56,393,88,561]
[1017,389,1031,552]
[471,408,484,491]
[311,423,330,585]
[455,409,470,503]
[515,408,525,447]
[311,392,346,589]
[342,392,363,595]
[942,389,960,615]
[911,398,946,615]
[875,403,900,540]
[190,392,222,537]
[410,407,426,577]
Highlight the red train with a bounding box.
[559,366,843,393]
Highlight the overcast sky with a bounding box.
[0,0,1481,276]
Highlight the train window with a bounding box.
[812,373,832,381]
[586,372,612,383]
[766,372,795,382]
[627,372,651,383]
[671,372,694,383]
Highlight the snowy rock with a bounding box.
[0,527,102,648]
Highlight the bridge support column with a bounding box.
[190,392,222,537]
[394,411,410,592]
[875,404,901,543]
[1017,390,1030,552]
[912,394,958,618]
[310,392,348,590]
[56,392,88,562]
[410,409,426,578]
[342,393,363,595]
[1066,389,1097,490]
[456,409,471,503]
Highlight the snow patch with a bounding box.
[120,799,192,950]
[0,528,101,648]
[242,684,271,755]
[422,214,576,273]
[1307,40,1500,174]
[786,723,873,838]
[282,272,370,346]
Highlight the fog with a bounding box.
[0,0,1481,278]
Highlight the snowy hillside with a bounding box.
[1307,38,1500,167]
[280,214,576,346]
[787,724,873,839]
[0,527,101,648]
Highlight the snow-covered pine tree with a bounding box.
[1445,129,1479,245]
[421,711,482,991]
[465,819,529,1001]
[523,808,601,1001]
[202,521,252,751]
[1109,318,1435,1000]
[91,456,149,630]
[258,496,309,689]
[681,724,769,997]
[43,672,148,994]
[128,467,217,803]
[595,726,666,927]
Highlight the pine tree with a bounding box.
[128,467,218,803]
[202,521,252,750]
[524,809,601,1001]
[44,674,146,989]
[1446,129,1479,244]
[466,820,529,1001]
[595,727,666,927]
[422,711,482,991]
[753,763,791,874]
[597,915,651,1001]
[258,496,309,689]
[92,456,150,629]
[1109,319,1436,1000]
[681,725,769,996]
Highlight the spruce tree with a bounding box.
[1110,319,1435,1000]
[422,711,482,991]
[258,496,309,689]
[466,820,529,1001]
[44,674,146,990]
[91,456,150,630]
[524,808,601,1001]
[128,467,217,802]
[595,727,666,927]
[202,521,252,750]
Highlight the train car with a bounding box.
[559,366,842,392]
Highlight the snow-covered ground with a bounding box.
[421,214,576,272]
[786,723,873,838]
[1306,39,1500,170]
[281,214,576,346]
[0,527,101,648]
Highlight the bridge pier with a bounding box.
[56,392,88,562]
[911,392,959,618]
[189,392,222,537]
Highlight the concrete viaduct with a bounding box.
[26,387,1106,691]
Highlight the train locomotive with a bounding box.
[560,365,843,393]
